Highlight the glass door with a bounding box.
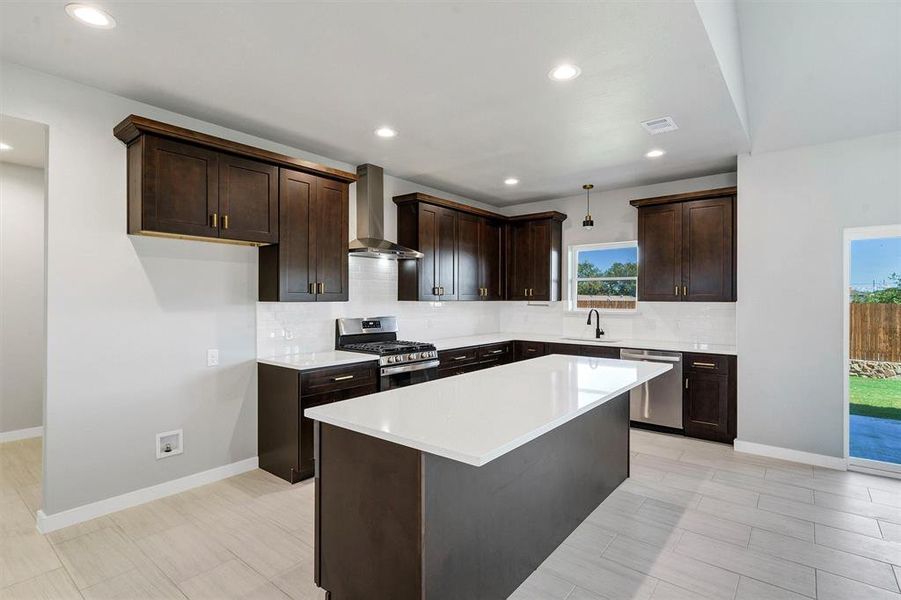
[847,232,901,470]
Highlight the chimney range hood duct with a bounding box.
[349,164,423,259]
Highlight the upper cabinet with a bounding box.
[114,115,356,303]
[631,187,736,302]
[506,215,564,302]
[114,115,355,247]
[258,170,350,302]
[394,193,565,302]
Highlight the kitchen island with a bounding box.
[305,354,671,600]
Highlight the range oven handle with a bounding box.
[380,359,440,376]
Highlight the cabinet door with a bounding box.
[276,169,317,301]
[480,219,504,300]
[529,220,551,301]
[637,204,683,301]
[514,340,546,361]
[683,371,730,442]
[457,212,482,301]
[436,207,458,300]
[218,154,278,244]
[507,222,532,300]
[142,135,219,238]
[314,179,349,301]
[418,205,441,300]
[682,197,735,302]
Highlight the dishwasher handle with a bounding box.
[621,352,682,363]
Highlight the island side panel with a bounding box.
[315,422,423,600]
[422,392,630,600]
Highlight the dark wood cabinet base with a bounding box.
[314,392,630,600]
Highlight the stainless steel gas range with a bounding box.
[336,317,439,390]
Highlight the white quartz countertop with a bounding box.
[433,332,737,356]
[257,351,376,371]
[304,355,671,467]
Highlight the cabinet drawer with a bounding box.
[546,343,583,356]
[580,345,620,359]
[437,361,482,379]
[515,340,546,361]
[684,353,730,373]
[301,362,378,395]
[478,342,513,361]
[438,346,480,368]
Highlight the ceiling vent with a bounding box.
[640,116,679,135]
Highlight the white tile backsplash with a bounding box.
[257,256,736,357]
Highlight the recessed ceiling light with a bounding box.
[374,127,397,138]
[504,178,519,186]
[548,64,581,81]
[645,149,666,158]
[65,4,117,29]
[0,142,12,151]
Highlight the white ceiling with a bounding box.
[0,114,47,168]
[0,2,749,205]
[738,0,900,153]
[1,2,895,205]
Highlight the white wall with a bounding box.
[737,131,901,459]
[0,62,501,516]
[0,163,45,434]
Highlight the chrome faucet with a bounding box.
[586,309,605,339]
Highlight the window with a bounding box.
[570,241,638,311]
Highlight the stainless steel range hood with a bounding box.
[349,164,423,259]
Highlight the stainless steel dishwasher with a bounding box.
[620,348,683,430]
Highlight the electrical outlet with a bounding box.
[156,429,183,459]
[207,348,219,367]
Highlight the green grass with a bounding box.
[850,377,901,420]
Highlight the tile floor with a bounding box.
[4,430,901,599]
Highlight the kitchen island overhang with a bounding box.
[306,355,671,600]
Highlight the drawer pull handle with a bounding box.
[332,375,355,381]
[693,362,716,368]
[488,349,503,354]
[527,348,537,353]
[222,214,229,230]
[452,355,469,361]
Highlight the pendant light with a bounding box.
[582,184,594,229]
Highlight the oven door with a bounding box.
[380,360,440,391]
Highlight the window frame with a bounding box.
[568,240,639,314]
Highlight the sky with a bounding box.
[851,237,901,290]
[580,247,637,271]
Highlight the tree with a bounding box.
[851,272,901,304]
[577,261,637,297]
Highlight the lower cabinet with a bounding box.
[682,353,736,443]
[546,342,620,359]
[258,361,378,483]
[437,342,513,378]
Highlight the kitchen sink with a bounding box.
[562,337,622,344]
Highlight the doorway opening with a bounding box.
[0,114,49,525]
[844,226,901,474]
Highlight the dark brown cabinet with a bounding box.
[395,193,564,302]
[514,340,547,361]
[397,202,458,301]
[115,115,356,251]
[632,187,736,302]
[682,352,736,443]
[218,154,279,244]
[258,361,378,483]
[437,342,514,378]
[507,216,564,301]
[258,170,349,302]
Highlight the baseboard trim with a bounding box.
[0,425,43,443]
[734,439,847,470]
[36,456,258,534]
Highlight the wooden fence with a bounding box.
[850,303,901,362]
